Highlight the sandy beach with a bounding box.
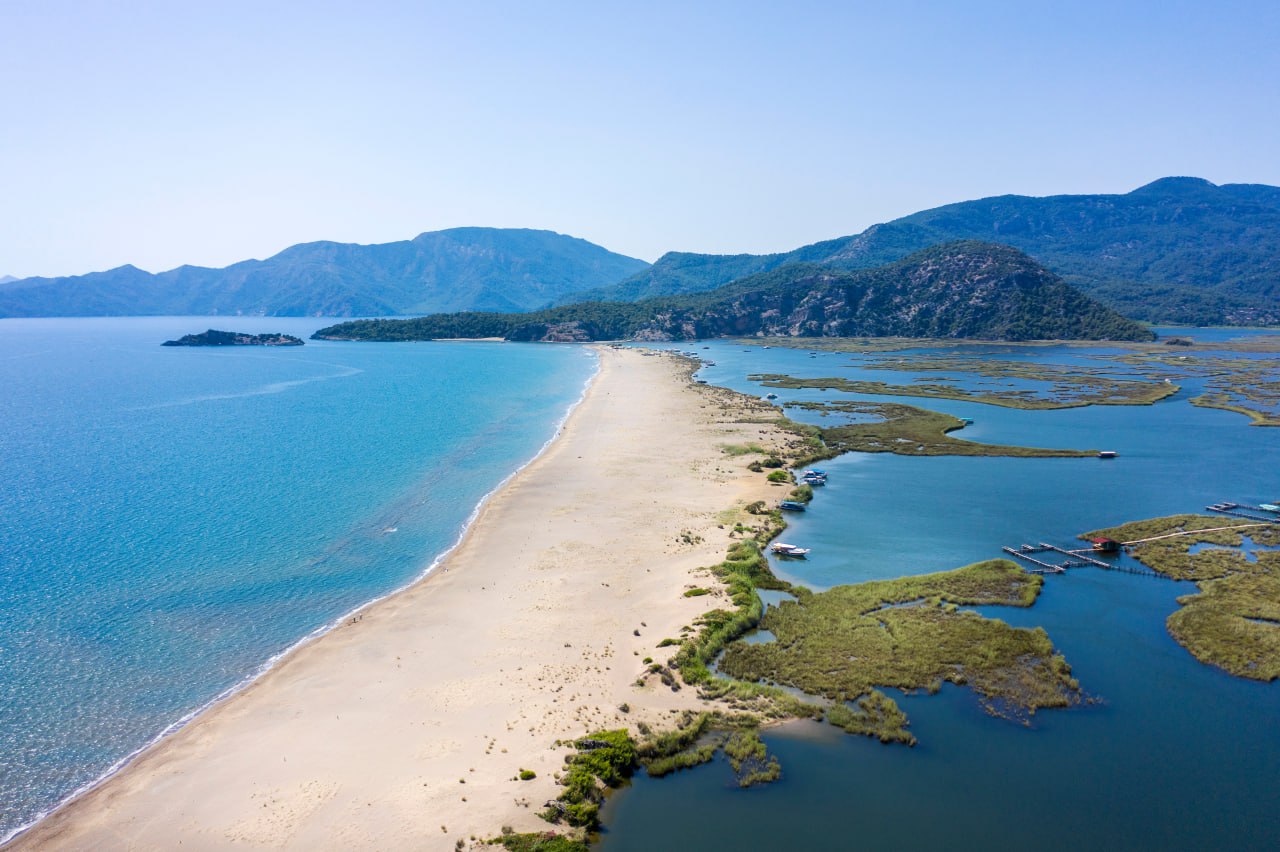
[11,347,794,851]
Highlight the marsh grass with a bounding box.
[786,399,1093,457]
[825,690,916,745]
[719,560,1080,723]
[752,370,1178,411]
[1084,514,1280,679]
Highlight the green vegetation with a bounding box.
[788,483,814,503]
[1083,514,1274,581]
[488,831,589,852]
[1082,515,1280,679]
[719,560,1079,725]
[571,176,1280,326]
[683,587,711,597]
[541,730,637,829]
[313,242,1154,343]
[753,365,1178,411]
[789,399,1093,458]
[1169,572,1280,681]
[723,730,782,787]
[518,769,537,780]
[720,442,768,456]
[765,469,791,483]
[825,690,916,746]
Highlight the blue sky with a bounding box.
[2,0,1277,277]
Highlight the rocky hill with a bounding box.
[315,242,1154,343]
[570,177,1280,325]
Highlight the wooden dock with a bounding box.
[1001,542,1164,578]
[1206,503,1280,523]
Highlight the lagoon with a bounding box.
[601,337,1280,850]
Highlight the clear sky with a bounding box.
[2,0,1278,278]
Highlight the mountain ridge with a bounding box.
[314,241,1154,344]
[568,177,1280,325]
[0,228,650,318]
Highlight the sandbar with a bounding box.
[10,347,790,851]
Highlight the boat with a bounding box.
[1098,451,1118,459]
[1259,503,1280,514]
[771,542,811,557]
[960,418,974,425]
[803,469,827,477]
[778,500,807,512]
[765,393,778,400]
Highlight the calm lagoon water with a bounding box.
[603,336,1280,851]
[0,317,595,840]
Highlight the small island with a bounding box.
[161,329,304,347]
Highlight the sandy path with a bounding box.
[11,347,792,851]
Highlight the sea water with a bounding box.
[0,317,595,841]
[601,336,1280,851]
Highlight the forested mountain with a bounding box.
[569,177,1280,325]
[0,228,649,318]
[315,242,1153,343]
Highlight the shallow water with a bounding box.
[0,318,595,840]
[602,335,1280,850]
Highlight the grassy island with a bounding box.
[1082,515,1280,680]
[784,399,1094,458]
[719,559,1079,739]
[752,368,1179,411]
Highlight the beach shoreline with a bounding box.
[8,346,793,851]
[0,348,602,849]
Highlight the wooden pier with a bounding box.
[1001,542,1163,578]
[1206,502,1280,523]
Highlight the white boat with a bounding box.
[771,542,811,557]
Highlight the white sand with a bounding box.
[11,347,795,851]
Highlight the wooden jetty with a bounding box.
[1206,502,1280,523]
[1002,542,1163,578]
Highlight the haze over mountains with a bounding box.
[0,229,648,318]
[314,242,1154,343]
[2,177,1277,325]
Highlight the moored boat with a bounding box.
[779,500,807,511]
[771,542,811,557]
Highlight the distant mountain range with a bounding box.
[314,242,1154,343]
[0,228,648,318]
[570,177,1280,326]
[3,177,1277,325]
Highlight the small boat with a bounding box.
[1097,451,1118,459]
[803,469,827,477]
[1259,503,1280,514]
[960,418,974,425]
[772,542,811,557]
[779,501,807,512]
[695,379,708,384]
[802,476,826,486]
[765,393,778,400]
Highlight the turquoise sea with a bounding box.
[602,335,1280,851]
[0,318,596,842]
[4,323,1278,849]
